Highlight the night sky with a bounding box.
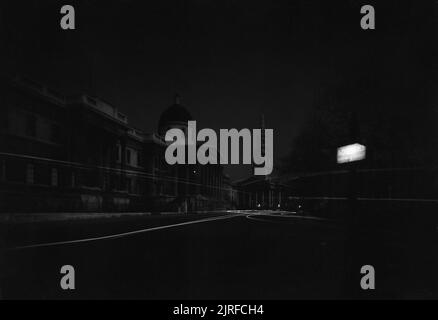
[0,0,435,179]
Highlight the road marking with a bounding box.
[6,213,245,251]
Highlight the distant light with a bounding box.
[193,170,196,174]
[337,143,366,164]
[257,203,261,208]
[277,204,280,208]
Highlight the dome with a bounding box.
[158,95,193,135]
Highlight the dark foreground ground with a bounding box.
[0,211,437,299]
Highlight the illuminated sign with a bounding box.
[337,143,366,164]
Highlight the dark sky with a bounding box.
[1,0,436,179]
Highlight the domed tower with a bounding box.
[158,94,193,137]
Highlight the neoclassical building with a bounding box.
[158,95,229,212]
[0,77,230,213]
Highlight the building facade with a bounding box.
[234,176,287,210]
[0,77,230,213]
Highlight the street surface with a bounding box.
[0,211,437,299]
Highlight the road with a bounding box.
[0,211,437,299]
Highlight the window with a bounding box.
[25,114,37,137]
[26,164,34,184]
[137,152,142,167]
[125,148,140,167]
[116,144,121,163]
[126,149,131,165]
[51,168,58,187]
[1,161,5,181]
[50,124,62,144]
[1,109,8,132]
[131,150,138,167]
[34,164,50,185]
